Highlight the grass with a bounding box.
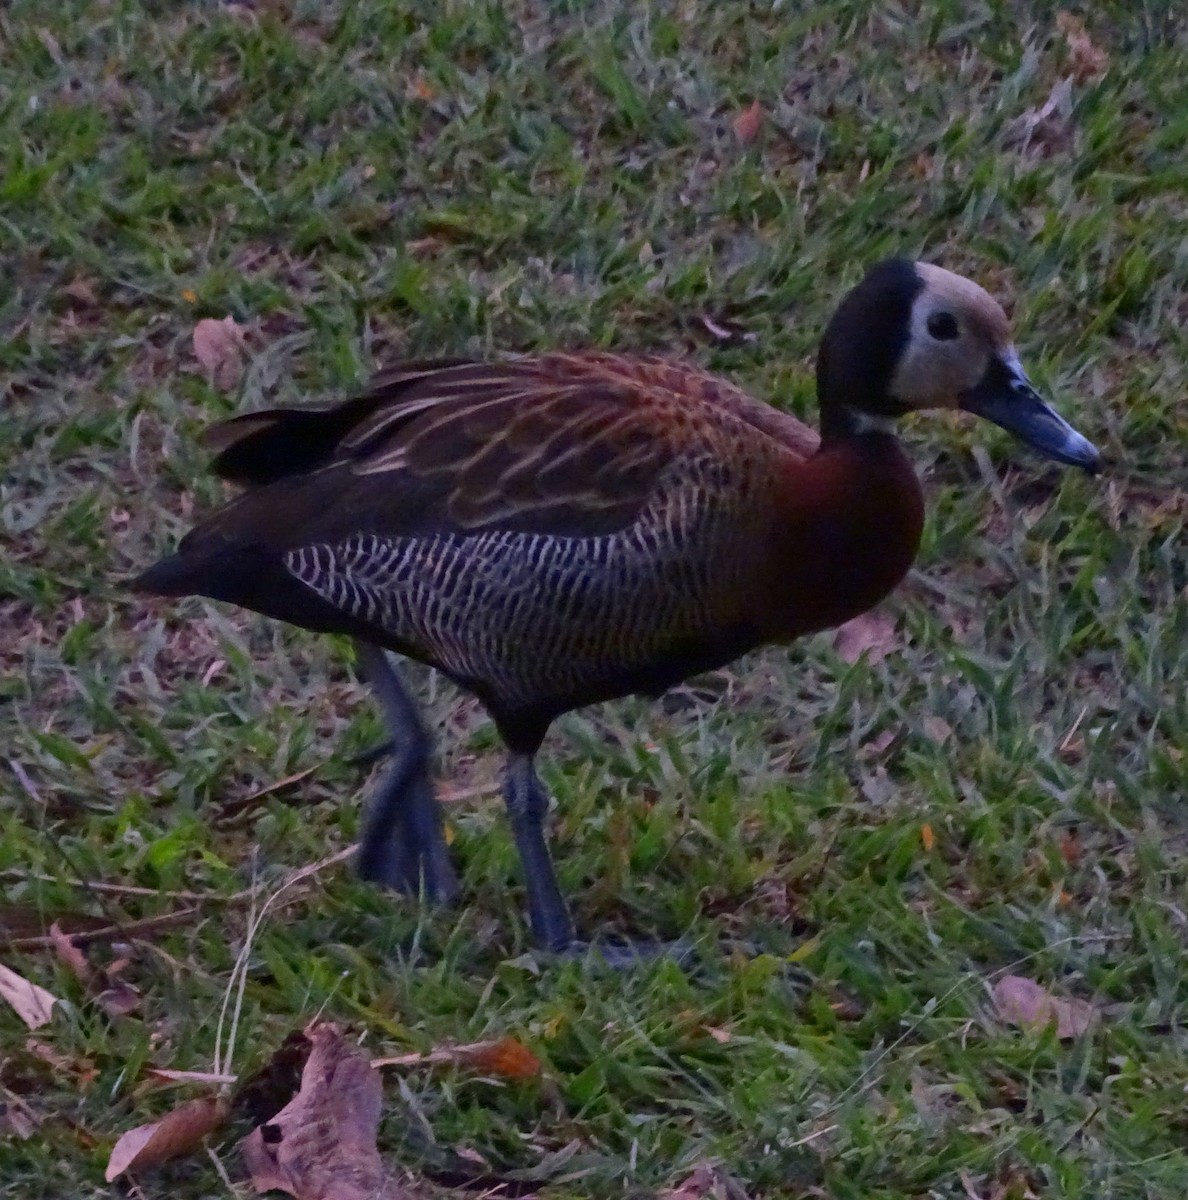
[2,1,1187,1196]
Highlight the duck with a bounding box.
[133,259,1100,954]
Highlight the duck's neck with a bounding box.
[818,400,899,444]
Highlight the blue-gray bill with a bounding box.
[960,355,1101,473]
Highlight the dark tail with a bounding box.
[131,542,374,641]
[202,398,383,486]
[130,553,206,597]
[201,357,474,486]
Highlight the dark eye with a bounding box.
[927,311,960,341]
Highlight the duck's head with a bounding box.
[816,259,1101,472]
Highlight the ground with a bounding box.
[2,2,1187,1197]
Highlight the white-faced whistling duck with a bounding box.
[134,260,1101,955]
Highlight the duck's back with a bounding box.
[136,354,820,732]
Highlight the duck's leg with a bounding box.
[503,752,575,952]
[353,640,458,903]
[502,751,700,965]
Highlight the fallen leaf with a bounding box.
[0,963,57,1030]
[405,72,436,102]
[460,1037,542,1080]
[36,27,64,65]
[860,728,897,760]
[215,766,320,823]
[222,2,258,23]
[241,1023,413,1200]
[15,1037,98,1099]
[732,100,764,146]
[922,715,953,745]
[910,151,936,180]
[24,1038,75,1074]
[910,1069,956,1129]
[404,235,446,257]
[96,981,141,1018]
[992,975,1099,1039]
[147,1068,239,1086]
[827,988,865,1021]
[696,313,758,344]
[662,1159,747,1200]
[921,823,935,852]
[48,925,140,1017]
[181,288,198,303]
[192,315,246,390]
[859,763,894,806]
[105,1095,228,1181]
[372,1036,541,1081]
[0,1088,42,1139]
[1004,76,1075,158]
[49,921,92,985]
[232,1031,311,1126]
[1057,830,1082,867]
[833,611,898,664]
[1057,12,1109,82]
[61,278,99,309]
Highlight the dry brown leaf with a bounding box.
[457,1037,542,1080]
[232,1030,312,1127]
[147,1067,239,1086]
[192,315,246,390]
[105,1095,228,1181]
[732,100,764,146]
[920,823,935,852]
[910,151,936,180]
[21,1036,98,1088]
[0,962,57,1030]
[696,313,758,345]
[860,728,897,759]
[0,1087,42,1140]
[48,924,141,1017]
[1057,12,1109,82]
[373,1036,542,1081]
[36,27,64,65]
[405,235,447,258]
[24,1037,75,1074]
[1004,77,1074,158]
[215,766,320,823]
[241,1023,413,1200]
[922,715,953,745]
[405,72,436,102]
[96,981,141,1018]
[992,975,1099,1039]
[1057,829,1082,867]
[49,922,92,985]
[662,1159,747,1200]
[61,277,99,309]
[833,610,898,664]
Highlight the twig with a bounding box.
[5,907,204,950]
[3,845,357,951]
[786,1124,838,1148]
[215,844,357,1078]
[215,854,259,1080]
[0,871,235,902]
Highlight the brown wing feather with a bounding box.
[180,353,817,556]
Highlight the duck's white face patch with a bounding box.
[889,264,1013,409]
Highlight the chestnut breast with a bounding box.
[750,432,925,641]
